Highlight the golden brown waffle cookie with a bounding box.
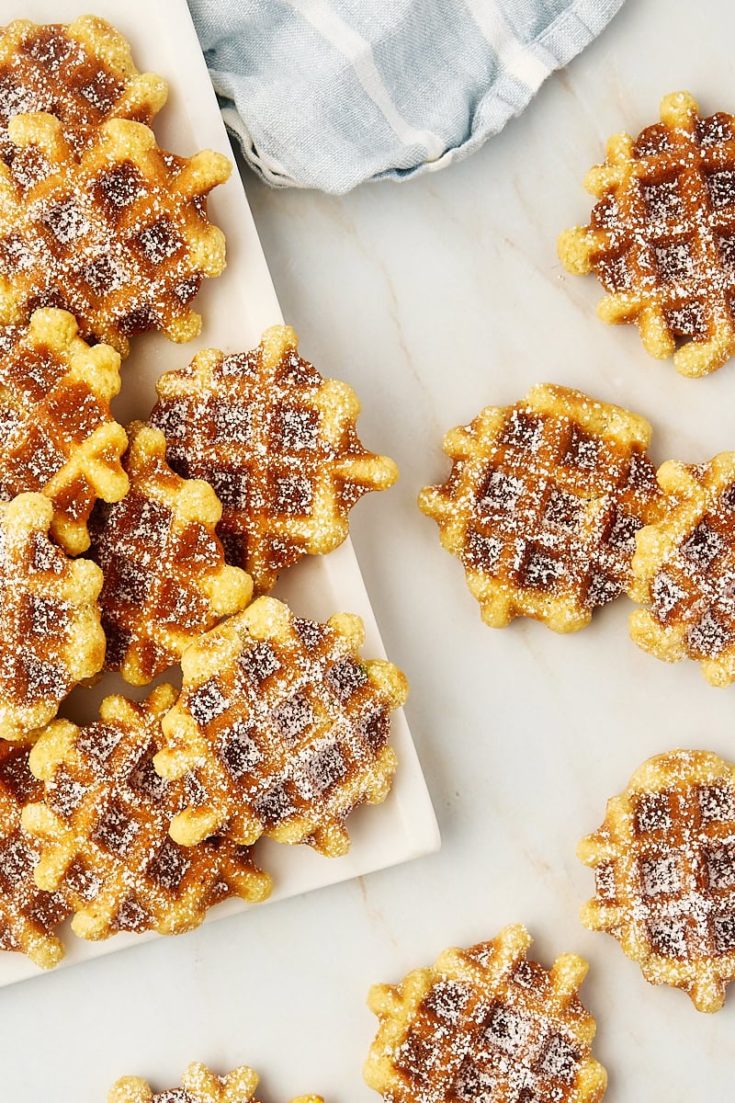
[0,17,167,160]
[579,749,735,1013]
[0,307,128,554]
[364,924,607,1103]
[419,384,660,632]
[0,111,230,356]
[0,740,69,968]
[629,453,735,686]
[108,1063,323,1103]
[0,492,104,741]
[22,685,272,942]
[89,423,252,686]
[559,91,735,377]
[149,324,399,593]
[154,596,407,855]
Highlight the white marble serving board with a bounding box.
[0,0,438,984]
[3,0,733,1101]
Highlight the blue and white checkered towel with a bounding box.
[188,0,625,194]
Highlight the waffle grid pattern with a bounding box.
[364,925,607,1103]
[0,111,229,356]
[630,453,735,686]
[155,596,407,856]
[150,325,398,593]
[0,307,128,553]
[22,686,271,941]
[0,741,68,968]
[0,492,104,741]
[0,16,167,160]
[419,384,660,632]
[90,423,252,686]
[559,91,735,377]
[578,750,735,1013]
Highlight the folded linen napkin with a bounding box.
[188,0,625,194]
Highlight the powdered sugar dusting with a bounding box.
[0,312,125,550]
[649,465,735,659]
[583,750,735,1008]
[149,333,394,593]
[0,743,68,964]
[172,602,402,847]
[371,934,597,1103]
[0,107,225,354]
[26,692,269,940]
[89,428,246,683]
[0,499,102,737]
[586,104,735,357]
[429,389,660,627]
[0,21,160,163]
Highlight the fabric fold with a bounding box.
[188,0,626,193]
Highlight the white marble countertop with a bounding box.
[4,0,735,1099]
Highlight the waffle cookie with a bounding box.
[0,17,167,160]
[629,453,735,686]
[109,1063,323,1103]
[579,749,735,1012]
[0,740,68,968]
[559,91,735,377]
[22,685,272,941]
[154,596,407,855]
[364,924,607,1103]
[0,307,127,554]
[149,324,399,593]
[0,111,230,356]
[89,423,252,686]
[418,384,660,632]
[0,492,104,741]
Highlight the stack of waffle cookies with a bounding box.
[0,16,404,971]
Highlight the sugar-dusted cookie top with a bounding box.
[579,748,735,1012]
[560,92,735,377]
[420,384,660,632]
[0,491,104,741]
[150,325,398,593]
[155,596,407,856]
[365,924,607,1103]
